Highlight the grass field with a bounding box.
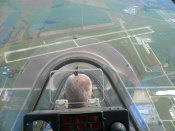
[0,1,9,9]
[0,27,13,46]
[0,3,21,46]
[0,75,6,89]
[156,10,175,21]
[163,121,175,131]
[2,12,20,28]
[2,0,112,45]
[141,72,172,86]
[0,8,13,25]
[79,25,122,37]
[0,89,30,130]
[168,72,175,85]
[30,1,111,33]
[135,45,159,67]
[109,39,146,79]
[152,97,173,120]
[137,9,164,20]
[107,1,130,13]
[150,30,175,72]
[66,0,108,9]
[30,8,51,36]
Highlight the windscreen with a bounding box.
[1,0,175,131]
[48,69,104,108]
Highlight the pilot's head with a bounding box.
[64,74,93,108]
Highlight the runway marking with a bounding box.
[4,26,154,63]
[73,40,79,47]
[0,88,31,91]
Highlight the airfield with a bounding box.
[1,19,175,131]
[1,0,175,130]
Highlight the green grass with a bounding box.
[42,2,111,31]
[0,45,27,89]
[137,9,164,20]
[173,121,175,128]
[168,72,175,85]
[0,0,21,10]
[30,8,51,34]
[161,10,175,18]
[0,2,9,9]
[0,75,6,89]
[108,38,146,79]
[152,97,173,120]
[83,5,111,25]
[0,90,29,130]
[79,24,122,37]
[8,8,42,42]
[135,45,159,67]
[150,29,175,72]
[0,59,26,89]
[163,121,175,131]
[106,1,131,13]
[8,1,22,10]
[2,11,20,27]
[28,1,111,34]
[141,71,172,86]
[0,26,13,46]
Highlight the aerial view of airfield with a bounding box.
[1,0,175,130]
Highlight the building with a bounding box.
[124,7,136,15]
[169,18,175,23]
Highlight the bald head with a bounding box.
[64,74,93,106]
